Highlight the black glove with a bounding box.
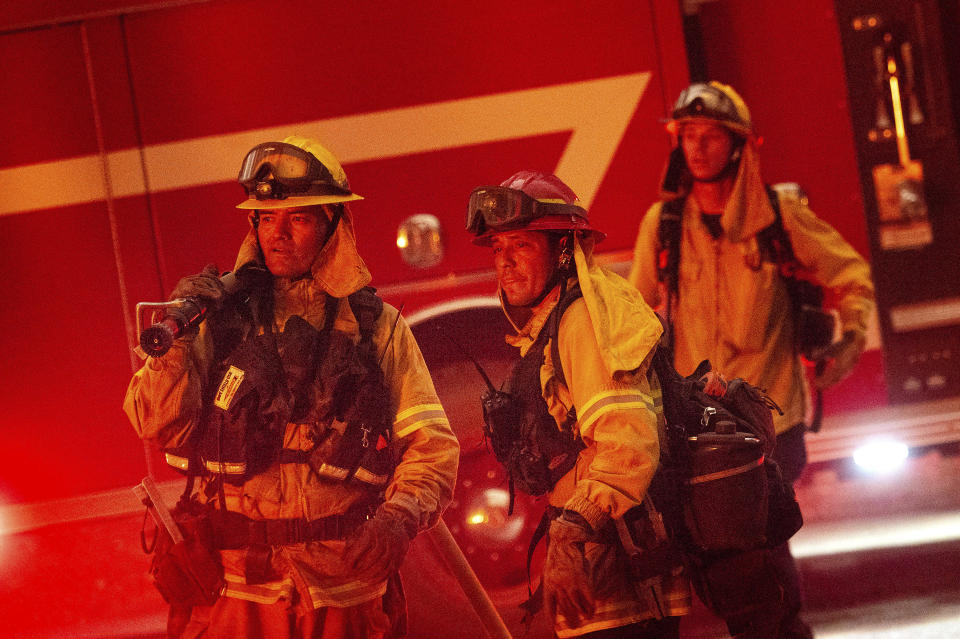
[169,264,227,314]
[342,507,416,583]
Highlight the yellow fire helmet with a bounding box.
[236,135,363,209]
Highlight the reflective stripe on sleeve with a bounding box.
[577,388,656,437]
[393,403,448,439]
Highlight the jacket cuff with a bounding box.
[378,500,419,539]
[146,341,193,371]
[839,297,874,336]
[563,496,608,532]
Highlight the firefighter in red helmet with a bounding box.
[468,171,686,638]
[629,82,875,638]
[125,135,459,639]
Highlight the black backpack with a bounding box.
[648,341,802,554]
[646,340,804,624]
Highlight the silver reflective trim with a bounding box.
[353,467,390,486]
[204,459,246,475]
[165,452,190,471]
[315,463,350,480]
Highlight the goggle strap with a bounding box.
[467,186,587,235]
[239,142,345,196]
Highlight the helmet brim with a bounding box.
[472,216,606,246]
[665,116,753,139]
[236,192,363,209]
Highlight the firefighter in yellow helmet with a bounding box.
[468,171,686,638]
[628,82,875,638]
[124,135,459,638]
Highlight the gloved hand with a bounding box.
[343,506,416,583]
[813,330,866,390]
[169,264,227,313]
[543,511,612,627]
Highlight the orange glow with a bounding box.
[467,511,488,525]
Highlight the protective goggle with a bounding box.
[465,186,585,235]
[238,141,348,201]
[671,84,746,128]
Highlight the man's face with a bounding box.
[680,121,735,182]
[256,206,329,278]
[491,230,557,307]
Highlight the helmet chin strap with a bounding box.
[320,204,343,248]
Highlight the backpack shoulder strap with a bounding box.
[656,197,686,355]
[346,286,384,351]
[657,196,686,294]
[757,186,800,273]
[546,283,584,388]
[538,283,584,432]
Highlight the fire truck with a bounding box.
[0,1,958,636]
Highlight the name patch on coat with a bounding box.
[214,366,245,410]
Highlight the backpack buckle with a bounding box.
[701,406,717,430]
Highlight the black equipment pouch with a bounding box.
[651,342,801,552]
[198,329,291,483]
[792,279,836,361]
[616,500,687,583]
[763,458,804,547]
[146,497,224,607]
[306,288,394,488]
[689,548,785,621]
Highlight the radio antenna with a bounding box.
[445,334,497,393]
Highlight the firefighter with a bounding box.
[124,135,459,639]
[468,171,685,638]
[628,82,875,638]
